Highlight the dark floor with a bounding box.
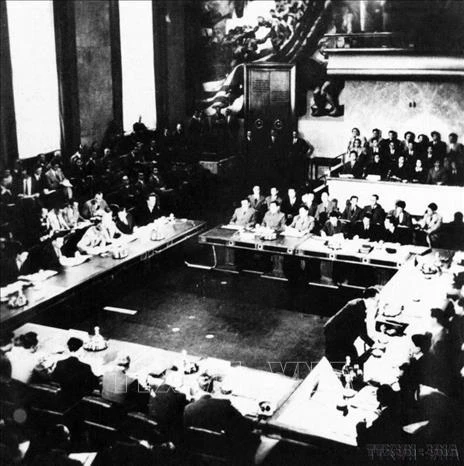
[66,178,361,375]
[72,243,360,374]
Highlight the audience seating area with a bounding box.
[334,127,464,186]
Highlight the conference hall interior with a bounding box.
[1,0,464,464]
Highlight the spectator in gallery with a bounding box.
[416,202,443,247]
[416,133,430,157]
[383,140,402,163]
[324,287,378,362]
[364,152,387,179]
[341,195,363,224]
[410,158,427,184]
[402,131,416,152]
[347,127,366,153]
[368,128,383,147]
[383,130,401,152]
[367,137,381,161]
[261,200,286,232]
[430,131,447,160]
[402,141,418,165]
[426,159,449,185]
[388,155,410,182]
[424,144,437,168]
[448,132,464,167]
[341,151,363,179]
[320,211,343,237]
[443,157,462,186]
[289,205,315,234]
[229,198,256,228]
[351,137,368,163]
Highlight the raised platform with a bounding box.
[327,177,464,222]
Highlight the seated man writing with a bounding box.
[77,213,115,255]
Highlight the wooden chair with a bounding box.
[183,426,232,465]
[76,395,123,448]
[28,382,76,427]
[122,411,162,444]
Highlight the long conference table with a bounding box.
[10,247,463,449]
[12,322,300,422]
[1,219,206,328]
[199,225,429,280]
[265,249,463,448]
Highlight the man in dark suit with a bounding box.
[341,195,363,224]
[247,185,266,222]
[365,153,387,179]
[266,129,284,186]
[184,394,254,447]
[0,242,37,286]
[430,131,447,160]
[362,194,385,225]
[341,151,363,179]
[52,337,99,402]
[380,130,401,155]
[324,287,378,362]
[14,168,41,200]
[148,370,188,440]
[0,174,14,206]
[288,130,311,188]
[382,215,401,243]
[357,385,403,446]
[280,188,300,225]
[353,213,382,241]
[136,192,161,226]
[390,200,413,228]
[388,155,410,182]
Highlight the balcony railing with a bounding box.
[321,32,414,53]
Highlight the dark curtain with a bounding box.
[152,0,169,129]
[0,0,18,170]
[109,0,122,134]
[53,0,80,157]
